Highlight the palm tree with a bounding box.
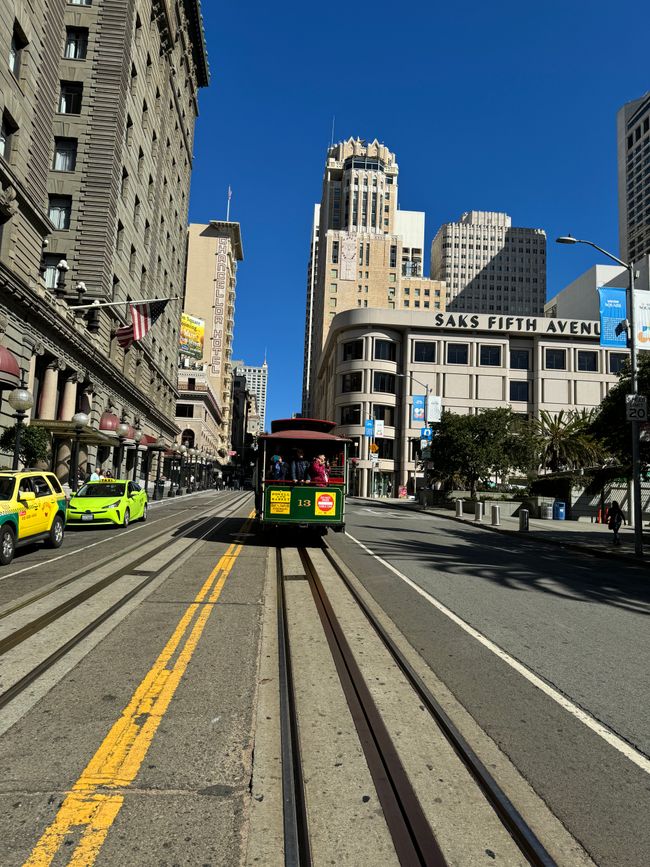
[530,409,604,472]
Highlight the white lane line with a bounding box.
[0,492,232,582]
[346,531,650,776]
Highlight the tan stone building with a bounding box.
[302,138,445,416]
[0,0,208,482]
[314,308,627,497]
[183,221,243,462]
[617,92,650,263]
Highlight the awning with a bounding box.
[0,346,20,389]
[29,419,118,446]
[99,410,119,432]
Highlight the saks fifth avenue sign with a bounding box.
[430,313,599,337]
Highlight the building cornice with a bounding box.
[183,0,210,87]
[207,221,244,260]
[0,160,55,236]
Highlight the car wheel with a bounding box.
[122,508,130,528]
[47,515,65,549]
[0,525,15,565]
[141,502,148,522]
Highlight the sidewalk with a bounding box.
[349,497,649,563]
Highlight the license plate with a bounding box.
[81,514,94,522]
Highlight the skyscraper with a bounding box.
[617,92,650,263]
[430,211,546,315]
[302,138,444,416]
[233,360,268,432]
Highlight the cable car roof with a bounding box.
[259,429,350,442]
[269,418,337,434]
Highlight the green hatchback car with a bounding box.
[67,480,148,527]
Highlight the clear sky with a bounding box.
[188,0,649,426]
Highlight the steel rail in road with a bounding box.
[299,546,446,867]
[0,492,253,711]
[320,542,557,867]
[275,548,312,867]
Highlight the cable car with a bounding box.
[255,418,350,533]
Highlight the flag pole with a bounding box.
[68,296,180,310]
[226,186,232,222]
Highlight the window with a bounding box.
[32,475,53,498]
[577,350,598,372]
[52,137,77,171]
[9,23,27,76]
[509,381,530,402]
[43,253,64,289]
[175,404,194,417]
[0,111,17,160]
[58,81,83,114]
[609,352,628,374]
[48,195,72,229]
[332,240,339,264]
[414,342,436,363]
[340,404,361,425]
[376,438,394,459]
[446,343,469,365]
[480,345,502,366]
[545,348,566,370]
[69,0,92,4]
[330,269,338,278]
[373,372,395,393]
[510,348,529,370]
[341,372,362,393]
[373,404,395,426]
[46,474,63,494]
[65,27,88,59]
[374,339,396,361]
[390,244,397,268]
[342,339,363,361]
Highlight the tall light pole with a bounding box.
[116,420,130,478]
[133,428,142,481]
[69,411,89,489]
[7,385,34,471]
[556,235,643,556]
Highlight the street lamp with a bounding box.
[116,420,130,478]
[69,411,89,490]
[54,259,70,300]
[133,428,142,481]
[153,436,166,500]
[7,386,34,471]
[556,235,643,556]
[179,443,187,492]
[189,447,197,491]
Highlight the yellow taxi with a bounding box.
[0,470,67,565]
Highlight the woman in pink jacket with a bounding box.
[308,454,329,485]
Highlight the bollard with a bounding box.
[491,504,500,526]
[455,498,463,518]
[519,509,529,532]
[474,501,483,522]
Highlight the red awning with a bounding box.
[99,411,119,432]
[0,346,20,389]
[140,434,157,444]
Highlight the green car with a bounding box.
[67,480,148,527]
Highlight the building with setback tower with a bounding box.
[430,211,546,315]
[618,92,650,264]
[302,138,444,416]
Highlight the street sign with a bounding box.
[626,394,648,421]
[370,452,379,463]
[369,443,379,453]
[374,419,385,436]
[426,395,442,423]
[420,426,433,440]
[420,447,431,460]
[364,419,374,437]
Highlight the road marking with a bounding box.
[23,515,253,867]
[0,492,244,582]
[346,531,650,776]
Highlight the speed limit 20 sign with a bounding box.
[626,394,648,421]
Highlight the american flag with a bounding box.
[116,299,170,350]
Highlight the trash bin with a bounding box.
[519,509,529,532]
[553,500,566,520]
[155,481,165,498]
[542,503,553,520]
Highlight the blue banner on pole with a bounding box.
[364,419,374,437]
[411,395,425,425]
[598,287,627,348]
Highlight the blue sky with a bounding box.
[188,0,649,425]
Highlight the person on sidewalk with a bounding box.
[607,501,625,546]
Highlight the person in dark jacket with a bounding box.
[289,450,309,483]
[607,501,625,546]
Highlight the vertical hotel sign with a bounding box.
[211,238,228,379]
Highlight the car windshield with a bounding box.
[76,483,126,498]
[0,477,16,500]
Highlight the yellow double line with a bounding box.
[24,520,251,867]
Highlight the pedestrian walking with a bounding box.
[607,501,625,546]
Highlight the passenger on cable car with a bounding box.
[269,454,287,480]
[308,454,329,485]
[289,449,309,483]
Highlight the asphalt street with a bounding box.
[329,501,650,867]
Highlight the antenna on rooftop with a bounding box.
[226,185,232,222]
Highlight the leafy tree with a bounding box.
[590,352,650,471]
[529,409,605,473]
[0,424,51,468]
[428,408,536,496]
